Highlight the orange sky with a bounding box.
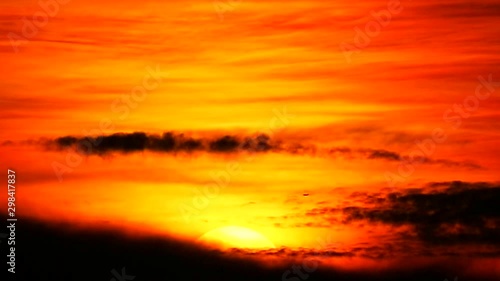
[1,0,500,276]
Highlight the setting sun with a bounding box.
[197,226,276,251]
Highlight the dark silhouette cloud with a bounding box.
[46,131,482,169]
[209,135,240,152]
[52,132,272,155]
[362,149,401,161]
[55,136,79,147]
[308,181,500,247]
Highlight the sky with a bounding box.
[1,0,500,280]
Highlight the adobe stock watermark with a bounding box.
[52,65,164,182]
[282,233,337,281]
[213,0,242,21]
[339,0,411,63]
[110,267,135,281]
[179,106,295,223]
[7,0,71,53]
[385,74,499,187]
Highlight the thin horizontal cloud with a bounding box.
[227,247,355,258]
[51,132,274,154]
[44,131,482,169]
[226,241,500,259]
[413,1,500,19]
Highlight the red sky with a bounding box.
[1,0,500,279]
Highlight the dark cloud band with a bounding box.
[48,132,481,169]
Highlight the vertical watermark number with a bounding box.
[6,169,16,274]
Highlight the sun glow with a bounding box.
[197,226,276,251]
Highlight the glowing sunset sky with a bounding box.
[1,0,499,280]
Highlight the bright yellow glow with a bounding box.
[197,226,276,250]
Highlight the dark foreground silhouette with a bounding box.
[0,218,496,281]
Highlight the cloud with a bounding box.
[45,132,482,169]
[309,181,500,247]
[52,132,274,155]
[363,149,401,161]
[414,1,500,19]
